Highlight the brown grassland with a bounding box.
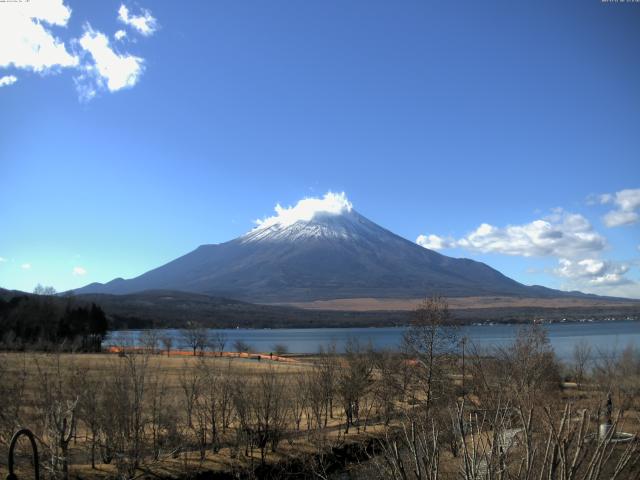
[278,296,640,311]
[1,299,639,480]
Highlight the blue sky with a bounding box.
[1,0,639,297]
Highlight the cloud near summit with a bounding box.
[254,192,353,229]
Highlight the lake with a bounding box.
[105,319,640,361]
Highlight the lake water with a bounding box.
[105,320,640,361]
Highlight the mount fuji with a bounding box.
[74,193,593,302]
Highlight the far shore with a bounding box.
[272,295,640,311]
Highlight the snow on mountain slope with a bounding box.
[73,193,593,302]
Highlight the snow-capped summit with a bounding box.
[241,192,376,243]
[241,209,386,244]
[74,192,592,302]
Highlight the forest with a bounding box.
[0,286,108,351]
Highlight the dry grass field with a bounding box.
[278,296,640,311]
[0,348,395,480]
[1,316,639,480]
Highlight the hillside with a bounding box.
[72,207,608,303]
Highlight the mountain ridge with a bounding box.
[73,208,615,302]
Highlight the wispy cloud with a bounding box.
[0,75,18,87]
[416,234,455,250]
[21,263,31,270]
[76,25,144,100]
[118,5,157,37]
[0,257,7,263]
[72,266,87,276]
[596,188,640,227]
[114,30,127,41]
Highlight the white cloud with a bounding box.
[0,1,156,101]
[555,258,630,286]
[72,266,87,276]
[415,209,640,296]
[0,0,78,72]
[608,189,640,212]
[422,210,606,258]
[555,258,639,298]
[78,26,144,94]
[118,5,157,36]
[598,188,640,227]
[21,263,31,270]
[0,75,18,87]
[603,210,639,228]
[416,234,454,250]
[0,257,7,263]
[255,192,353,229]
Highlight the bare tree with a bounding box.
[48,399,77,480]
[34,354,77,480]
[375,397,640,480]
[74,368,102,469]
[337,339,374,433]
[233,339,253,354]
[218,361,235,434]
[271,343,289,356]
[195,358,226,453]
[160,335,173,356]
[140,330,159,354]
[317,343,338,425]
[290,373,308,431]
[0,352,28,447]
[253,367,289,462]
[147,366,171,460]
[593,343,640,416]
[457,400,639,480]
[468,324,561,413]
[230,375,255,460]
[107,353,151,478]
[497,324,560,407]
[33,284,57,296]
[374,415,440,480]
[372,349,402,426]
[179,361,201,429]
[616,344,640,412]
[210,331,227,356]
[572,339,592,387]
[306,369,325,431]
[403,296,457,416]
[181,326,208,356]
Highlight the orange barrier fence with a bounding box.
[104,345,298,363]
